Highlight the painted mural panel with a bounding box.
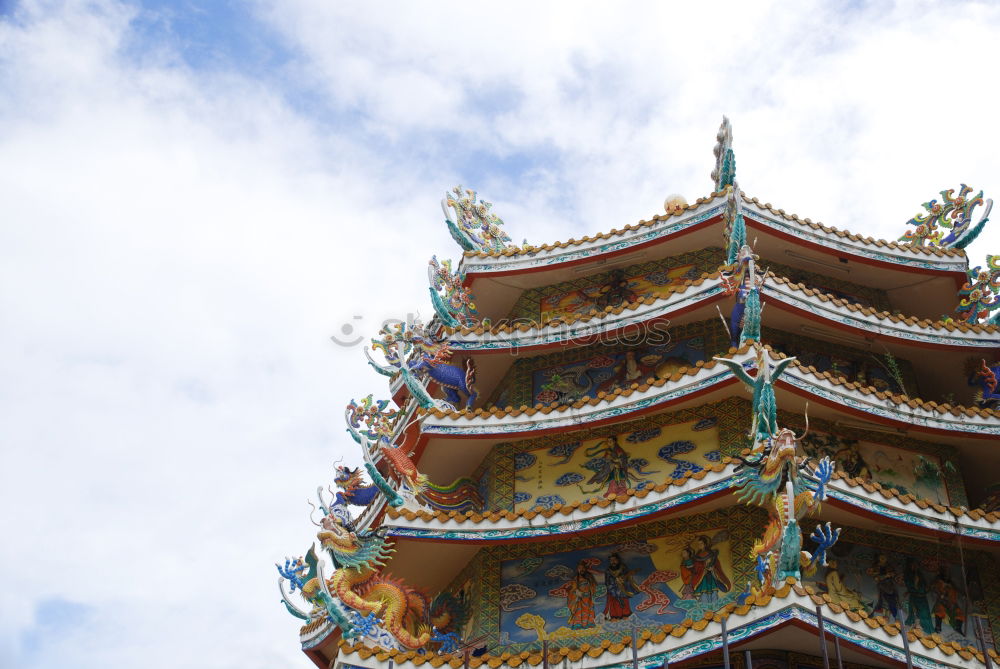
[513,417,720,511]
[801,431,953,505]
[499,529,739,644]
[539,264,697,322]
[530,336,706,406]
[806,538,988,647]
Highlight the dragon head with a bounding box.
[334,465,366,493]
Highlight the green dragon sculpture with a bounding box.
[713,343,796,444]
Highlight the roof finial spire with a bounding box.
[711,116,735,192]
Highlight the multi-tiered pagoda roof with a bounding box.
[277,118,1000,669]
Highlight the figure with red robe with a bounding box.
[603,552,638,620]
[566,560,597,629]
[687,535,732,603]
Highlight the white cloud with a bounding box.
[1,1,998,667]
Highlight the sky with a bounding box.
[1,1,999,667]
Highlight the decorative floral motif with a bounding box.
[428,256,478,328]
[956,255,1000,324]
[898,184,992,249]
[444,186,512,253]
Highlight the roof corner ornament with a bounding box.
[899,184,992,249]
[345,396,408,508]
[955,254,1000,325]
[428,256,478,328]
[711,116,735,192]
[443,186,513,253]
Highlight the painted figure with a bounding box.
[822,558,865,611]
[687,535,732,603]
[584,436,642,498]
[835,442,872,480]
[596,269,638,310]
[932,571,966,635]
[596,351,647,394]
[603,553,638,620]
[904,558,934,634]
[868,554,900,619]
[679,548,696,600]
[566,560,598,629]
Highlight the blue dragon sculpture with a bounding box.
[366,320,477,410]
[334,465,380,507]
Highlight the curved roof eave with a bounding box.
[741,195,968,274]
[383,462,1000,545]
[458,193,728,278]
[330,584,997,668]
[454,189,970,280]
[417,348,1000,439]
[439,272,999,355]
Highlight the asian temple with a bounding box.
[277,118,1000,669]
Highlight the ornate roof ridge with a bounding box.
[740,192,967,259]
[460,190,729,259]
[777,347,1000,419]
[766,272,1000,335]
[457,187,968,263]
[443,271,723,336]
[333,578,999,667]
[421,343,754,420]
